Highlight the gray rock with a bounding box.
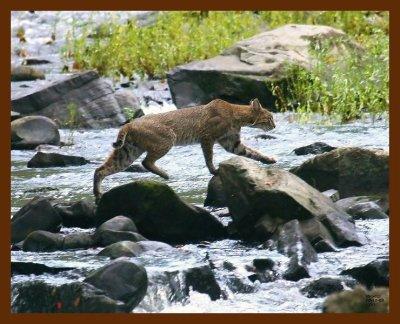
[11,70,126,128]
[335,196,389,215]
[114,89,144,121]
[291,147,389,198]
[167,25,359,109]
[11,65,45,81]
[11,261,74,275]
[204,175,227,207]
[84,260,148,310]
[22,230,63,252]
[27,152,90,168]
[22,58,51,65]
[11,116,60,149]
[95,180,226,244]
[63,232,95,250]
[95,230,147,247]
[294,142,336,156]
[183,265,221,301]
[300,278,346,298]
[98,240,173,259]
[218,157,363,248]
[53,199,97,228]
[322,189,340,202]
[12,197,62,243]
[96,216,138,235]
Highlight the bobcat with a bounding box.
[93,98,276,203]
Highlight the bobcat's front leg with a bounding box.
[201,139,218,175]
[218,134,276,164]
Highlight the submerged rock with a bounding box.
[323,286,389,313]
[53,199,97,228]
[84,260,148,310]
[293,142,336,156]
[98,240,174,259]
[11,197,62,243]
[27,152,90,168]
[300,278,349,298]
[11,70,126,128]
[96,180,226,244]
[11,116,60,149]
[218,157,363,249]
[291,147,389,198]
[167,24,358,109]
[11,65,45,81]
[204,175,227,207]
[341,258,389,288]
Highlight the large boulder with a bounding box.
[341,258,389,288]
[291,147,389,198]
[11,65,45,81]
[167,24,358,109]
[27,152,90,168]
[323,286,389,313]
[95,180,226,243]
[218,157,364,249]
[84,260,148,310]
[11,197,62,243]
[11,70,126,128]
[11,116,60,149]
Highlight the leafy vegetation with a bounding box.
[64,11,389,121]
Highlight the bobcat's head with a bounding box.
[249,98,275,131]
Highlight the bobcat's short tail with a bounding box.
[112,129,127,149]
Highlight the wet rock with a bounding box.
[96,180,226,244]
[11,65,45,81]
[27,152,90,168]
[84,260,148,310]
[183,265,221,300]
[123,164,148,173]
[226,276,255,294]
[22,58,51,65]
[248,271,277,283]
[11,116,60,149]
[167,25,358,109]
[95,230,147,247]
[11,70,126,128]
[98,240,173,259]
[218,157,363,248]
[300,278,345,298]
[341,258,389,288]
[63,232,95,250]
[293,142,336,156]
[338,201,387,220]
[204,175,227,207]
[335,196,389,215]
[114,89,144,121]
[277,220,317,281]
[252,258,275,271]
[11,197,62,243]
[96,215,138,234]
[255,134,277,140]
[222,261,236,271]
[22,230,63,252]
[322,286,389,313]
[322,189,340,202]
[53,199,97,228]
[291,147,389,198]
[12,281,128,313]
[11,261,74,275]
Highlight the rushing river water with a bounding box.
[11,10,389,313]
[11,112,389,313]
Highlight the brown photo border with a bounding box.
[2,0,398,322]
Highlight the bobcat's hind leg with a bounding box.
[142,150,170,180]
[93,144,143,203]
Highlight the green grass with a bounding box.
[63,11,389,121]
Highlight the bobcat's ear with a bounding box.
[250,98,262,111]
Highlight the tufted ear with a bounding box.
[250,98,262,111]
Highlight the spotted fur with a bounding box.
[94,98,276,203]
